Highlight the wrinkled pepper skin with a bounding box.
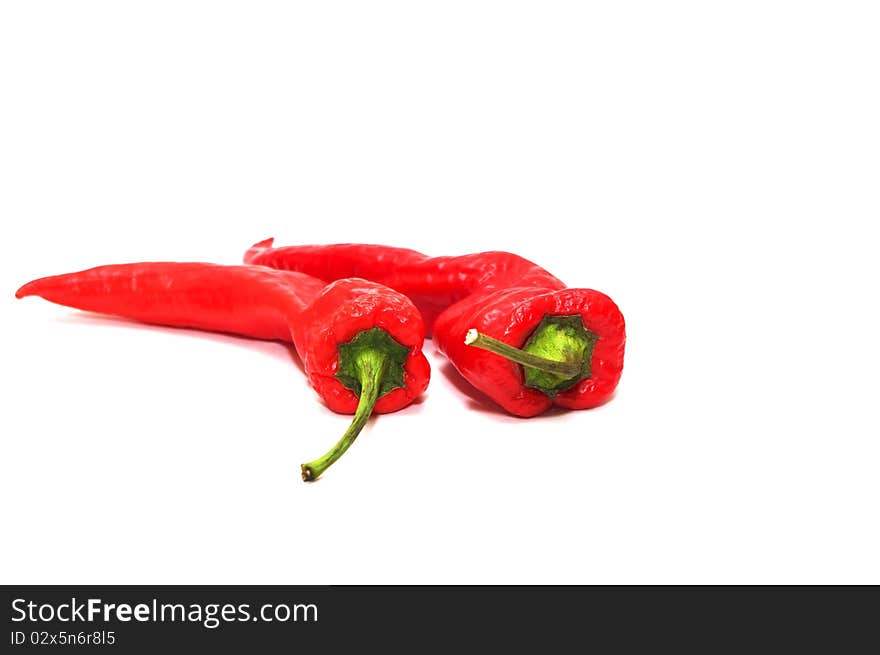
[244,240,625,417]
[433,286,625,417]
[297,277,430,414]
[15,263,429,415]
[244,239,566,335]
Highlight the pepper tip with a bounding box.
[14,280,36,299]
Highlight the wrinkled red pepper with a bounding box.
[244,240,624,417]
[16,262,430,479]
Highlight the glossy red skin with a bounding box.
[433,287,626,417]
[296,278,430,414]
[15,263,429,415]
[244,238,566,335]
[244,240,626,416]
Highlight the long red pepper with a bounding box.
[244,240,624,417]
[16,263,430,479]
[244,239,566,334]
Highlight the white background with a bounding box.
[1,2,878,584]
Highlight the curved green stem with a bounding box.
[301,350,386,482]
[464,328,581,378]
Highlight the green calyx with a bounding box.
[301,328,411,482]
[521,315,597,396]
[464,315,597,398]
[334,327,410,397]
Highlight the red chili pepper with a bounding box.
[244,240,624,417]
[243,239,566,334]
[16,262,430,479]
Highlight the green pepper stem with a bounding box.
[301,350,386,482]
[464,328,581,378]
